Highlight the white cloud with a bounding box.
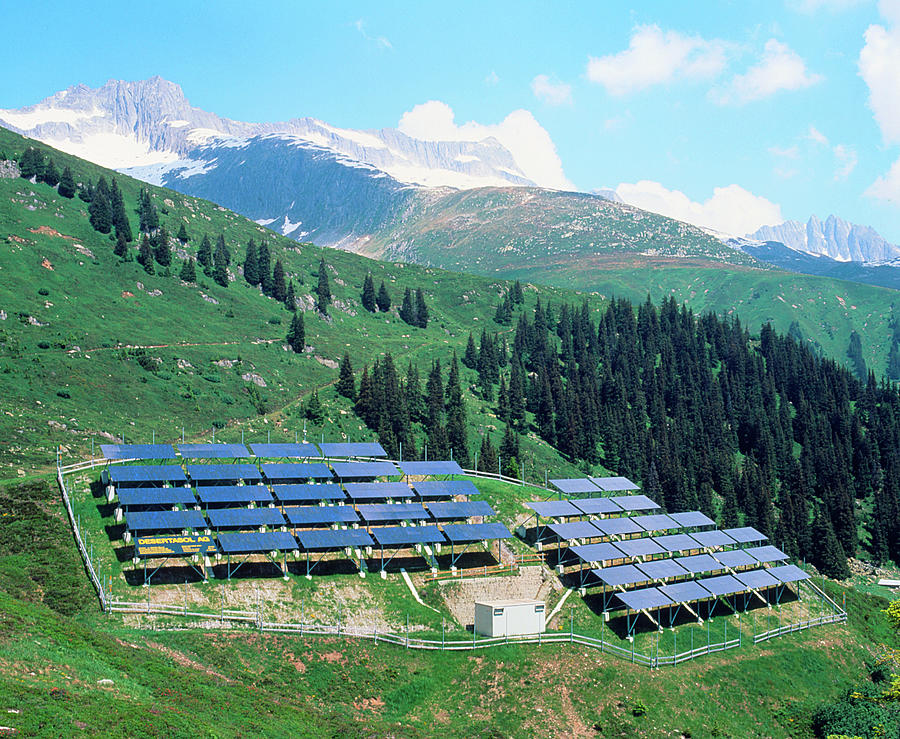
[789,0,866,12]
[866,155,900,203]
[354,19,392,50]
[531,74,573,106]
[484,70,500,86]
[806,125,829,145]
[615,180,784,235]
[715,39,823,104]
[397,100,573,190]
[769,144,800,158]
[586,25,728,96]
[833,144,858,179]
[859,17,900,143]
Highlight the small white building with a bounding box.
[474,599,546,637]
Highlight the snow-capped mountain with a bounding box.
[749,215,900,265]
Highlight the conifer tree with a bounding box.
[477,433,498,474]
[243,239,260,286]
[257,242,272,295]
[336,352,356,400]
[445,353,469,466]
[463,332,478,369]
[414,288,428,328]
[355,366,375,424]
[811,513,850,579]
[197,234,213,272]
[315,258,331,313]
[88,177,113,234]
[180,257,197,283]
[272,259,287,303]
[18,147,44,180]
[404,362,425,424]
[114,228,128,258]
[494,293,512,326]
[138,189,159,232]
[41,157,60,187]
[361,273,376,312]
[177,223,189,243]
[511,279,524,305]
[212,239,229,287]
[137,236,154,275]
[287,311,305,353]
[78,180,93,203]
[285,279,296,311]
[304,390,324,425]
[499,423,520,468]
[399,288,415,325]
[109,179,132,242]
[215,234,231,265]
[153,225,171,266]
[376,280,391,312]
[847,331,866,380]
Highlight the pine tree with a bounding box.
[243,239,260,286]
[494,293,512,325]
[404,362,425,424]
[376,280,391,312]
[847,331,866,380]
[445,353,469,466]
[336,352,356,400]
[315,258,331,313]
[180,257,197,282]
[78,180,93,203]
[285,279,296,311]
[399,288,415,325]
[18,148,44,180]
[137,236,155,275]
[811,513,850,579]
[213,244,229,287]
[197,235,213,272]
[463,332,478,369]
[287,311,305,353]
[511,279,525,305]
[41,157,59,187]
[361,273,376,312]
[477,433,498,474]
[177,223,189,243]
[272,259,287,303]
[153,225,171,266]
[499,423,520,468]
[304,390,324,425]
[414,288,428,328]
[88,177,113,234]
[257,242,272,294]
[109,179,132,242]
[138,189,159,233]
[114,228,128,258]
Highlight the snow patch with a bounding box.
[281,215,303,235]
[319,122,387,150]
[255,217,277,226]
[0,105,104,129]
[43,132,178,169]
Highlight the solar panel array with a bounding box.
[260,463,333,481]
[179,443,250,459]
[398,460,464,476]
[317,441,387,458]
[101,444,177,460]
[331,461,399,479]
[186,464,262,483]
[117,488,197,507]
[108,465,187,485]
[249,443,321,458]
[272,484,346,503]
[412,480,478,499]
[206,507,286,529]
[195,485,274,505]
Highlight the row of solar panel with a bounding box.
[136,522,513,557]
[527,495,660,517]
[117,480,478,508]
[542,512,718,541]
[126,500,495,532]
[103,442,387,460]
[615,565,810,612]
[549,476,639,494]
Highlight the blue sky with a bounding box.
[7,0,900,240]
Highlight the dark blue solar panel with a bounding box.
[101,444,177,460]
[723,526,767,544]
[697,574,745,597]
[426,501,494,520]
[318,442,387,458]
[744,545,789,563]
[651,534,701,554]
[550,478,601,494]
[570,497,623,515]
[569,542,626,564]
[343,482,413,500]
[186,464,262,482]
[614,538,666,558]
[126,510,206,532]
[668,511,716,528]
[636,559,689,580]
[108,465,188,485]
[218,531,297,554]
[178,443,249,459]
[117,488,196,507]
[207,508,285,529]
[248,443,321,458]
[371,525,445,547]
[767,564,810,584]
[398,461,464,476]
[195,486,273,505]
[591,476,639,492]
[442,523,512,543]
[595,564,647,587]
[296,528,374,550]
[735,569,780,589]
[608,494,660,511]
[616,587,672,611]
[675,554,725,574]
[593,517,643,537]
[633,514,681,533]
[659,580,711,604]
[272,484,346,503]
[331,461,399,479]
[261,463,333,481]
[547,521,604,541]
[690,530,736,548]
[283,506,359,525]
[712,549,756,569]
[412,480,478,499]
[526,500,580,518]
[357,503,429,522]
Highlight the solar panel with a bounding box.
[283,506,359,526]
[331,461,399,479]
[723,526,767,544]
[248,443,321,458]
[272,484,346,503]
[357,503,429,522]
[689,530,736,548]
[425,501,494,520]
[652,533,702,554]
[260,463,333,481]
[525,500,580,518]
[178,443,249,459]
[659,580,711,604]
[101,444,177,460]
[117,488,197,507]
[371,525,445,547]
[186,464,262,483]
[569,542,626,564]
[546,521,604,541]
[675,553,725,575]
[735,569,780,589]
[593,517,644,537]
[591,476,639,492]
[549,478,601,495]
[207,508,285,529]
[712,549,757,569]
[614,538,666,558]
[412,480,478,499]
[296,528,374,550]
[767,564,811,584]
[343,482,413,501]
[195,485,273,505]
[108,465,188,485]
[570,497,623,515]
[697,574,745,597]
[636,559,689,581]
[744,545,789,563]
[632,514,681,533]
[668,511,716,529]
[441,522,512,543]
[616,587,673,611]
[218,531,298,554]
[318,442,387,458]
[398,461,465,476]
[608,494,660,512]
[595,563,647,587]
[126,509,206,532]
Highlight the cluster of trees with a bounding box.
[18,147,75,197]
[493,280,525,325]
[361,273,391,313]
[398,287,428,328]
[242,239,299,310]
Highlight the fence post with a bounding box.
[406,614,409,649]
[570,608,574,643]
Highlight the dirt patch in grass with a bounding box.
[144,640,234,683]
